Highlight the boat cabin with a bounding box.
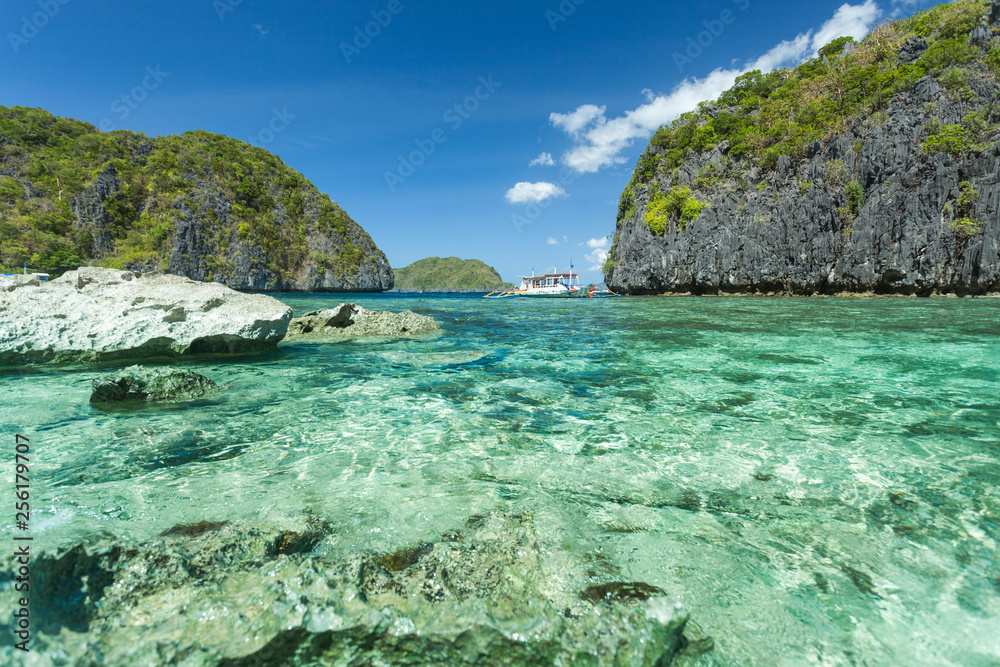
[520,272,578,289]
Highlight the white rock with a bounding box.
[0,268,292,365]
[0,274,41,292]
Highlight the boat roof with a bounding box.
[520,272,578,279]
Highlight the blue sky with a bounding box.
[2,0,934,284]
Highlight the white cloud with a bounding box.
[555,69,742,173]
[547,236,560,245]
[530,152,555,167]
[750,33,814,72]
[550,104,606,136]
[551,2,880,174]
[585,237,611,271]
[811,0,880,53]
[504,181,567,205]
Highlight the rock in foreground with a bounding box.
[285,303,439,340]
[0,274,42,292]
[90,366,218,404]
[23,512,702,665]
[0,267,292,366]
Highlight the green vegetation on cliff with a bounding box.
[645,1,996,173]
[392,257,514,291]
[606,0,1000,294]
[0,107,388,289]
[614,0,998,248]
[644,186,710,234]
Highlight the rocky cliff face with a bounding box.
[0,112,393,291]
[161,173,393,292]
[606,1,1000,296]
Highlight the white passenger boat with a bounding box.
[484,263,584,298]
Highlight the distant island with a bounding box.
[391,257,515,292]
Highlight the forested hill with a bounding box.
[392,257,514,291]
[0,107,393,291]
[605,0,1000,296]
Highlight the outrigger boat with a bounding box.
[585,285,620,298]
[485,262,582,298]
[484,261,620,298]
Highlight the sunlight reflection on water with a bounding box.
[2,294,998,664]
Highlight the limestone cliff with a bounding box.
[606,0,1000,296]
[0,108,393,291]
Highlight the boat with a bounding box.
[2,263,48,281]
[585,285,620,298]
[485,262,586,298]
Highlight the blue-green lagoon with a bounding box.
[2,294,999,664]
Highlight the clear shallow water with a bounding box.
[2,294,999,664]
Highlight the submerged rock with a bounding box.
[0,267,292,366]
[21,511,703,665]
[285,303,439,340]
[90,366,219,404]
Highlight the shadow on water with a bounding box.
[140,437,249,472]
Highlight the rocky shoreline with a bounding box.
[388,287,491,294]
[0,268,292,366]
[0,268,439,368]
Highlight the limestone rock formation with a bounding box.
[606,1,1000,296]
[0,267,291,365]
[0,108,394,291]
[285,303,439,340]
[0,274,41,292]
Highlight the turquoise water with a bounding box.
[2,294,999,664]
